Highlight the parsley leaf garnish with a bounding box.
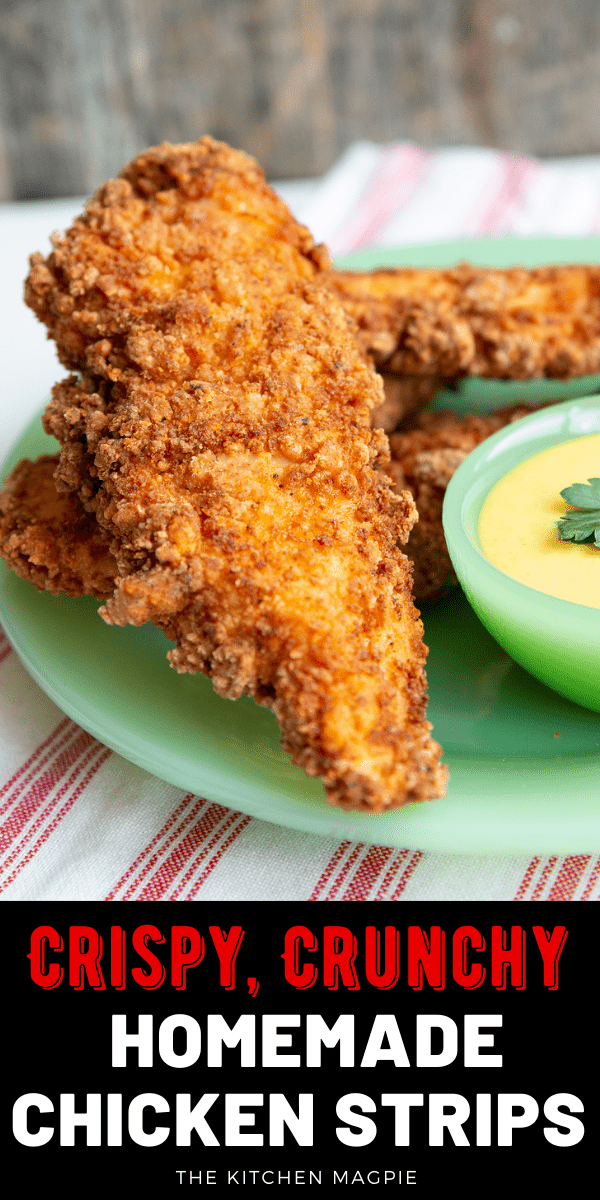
[557,477,600,546]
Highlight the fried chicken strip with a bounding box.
[0,455,116,599]
[387,404,542,601]
[0,402,544,618]
[0,374,428,593]
[18,138,445,810]
[331,264,600,379]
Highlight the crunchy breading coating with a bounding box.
[388,404,541,601]
[0,375,426,599]
[331,264,600,379]
[0,455,116,599]
[21,138,446,810]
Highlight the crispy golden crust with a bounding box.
[22,137,446,810]
[0,455,116,599]
[387,404,543,601]
[331,264,600,379]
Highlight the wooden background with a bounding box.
[1,0,600,199]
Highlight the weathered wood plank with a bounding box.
[1,0,599,200]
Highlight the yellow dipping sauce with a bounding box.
[479,433,600,610]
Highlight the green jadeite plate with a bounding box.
[2,236,600,856]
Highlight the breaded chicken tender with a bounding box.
[19,138,446,810]
[388,404,541,601]
[0,455,116,599]
[0,371,427,595]
[331,264,600,379]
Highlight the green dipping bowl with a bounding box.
[443,395,600,713]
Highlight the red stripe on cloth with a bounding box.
[0,724,84,825]
[340,845,396,901]
[115,796,211,901]
[111,796,248,902]
[0,623,13,662]
[0,717,71,807]
[331,142,429,255]
[322,844,365,902]
[134,804,247,902]
[580,855,600,901]
[529,856,559,901]
[105,791,203,901]
[0,728,96,851]
[475,154,539,235]
[389,850,424,900]
[309,841,352,901]
[373,848,412,901]
[513,857,540,901]
[174,812,252,901]
[0,738,107,875]
[0,745,111,892]
[546,855,591,902]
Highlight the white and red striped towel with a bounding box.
[2,141,600,902]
